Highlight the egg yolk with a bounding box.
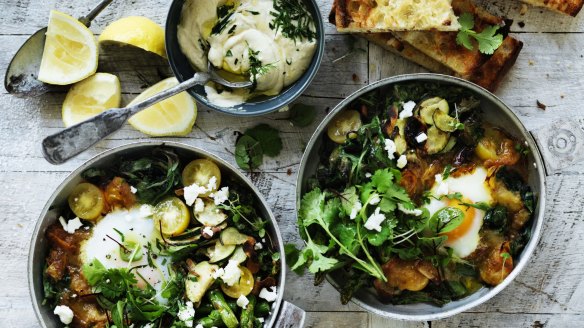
[440,199,476,242]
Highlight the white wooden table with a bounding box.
[1,0,584,327]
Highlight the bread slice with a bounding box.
[520,0,583,16]
[334,0,461,32]
[329,0,523,91]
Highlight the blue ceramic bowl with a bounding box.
[165,0,325,116]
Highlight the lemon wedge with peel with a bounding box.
[128,77,197,136]
[99,16,166,58]
[38,10,98,85]
[62,73,122,127]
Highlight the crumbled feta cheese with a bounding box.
[58,216,83,234]
[396,155,408,169]
[399,101,416,119]
[130,186,137,194]
[398,203,423,216]
[258,317,265,323]
[369,193,381,205]
[364,208,386,232]
[139,204,154,217]
[203,226,214,237]
[365,172,372,178]
[184,183,207,206]
[143,324,155,328]
[236,295,250,308]
[177,301,195,327]
[259,286,278,302]
[194,198,205,213]
[416,133,428,143]
[384,139,396,159]
[434,174,449,196]
[255,242,263,250]
[207,176,217,191]
[54,305,74,325]
[349,200,362,220]
[222,260,242,286]
[212,268,225,279]
[211,187,229,205]
[195,325,204,328]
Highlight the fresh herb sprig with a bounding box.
[248,48,277,90]
[270,0,316,42]
[456,13,504,55]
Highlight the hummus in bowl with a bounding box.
[176,0,318,108]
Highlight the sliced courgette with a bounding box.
[433,110,459,133]
[425,126,450,155]
[395,119,408,155]
[220,227,249,245]
[194,199,228,227]
[440,137,457,154]
[230,246,247,264]
[207,241,236,263]
[420,97,443,108]
[186,261,219,303]
[420,105,438,125]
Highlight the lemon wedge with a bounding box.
[99,16,166,58]
[38,10,98,85]
[61,73,122,127]
[128,77,197,136]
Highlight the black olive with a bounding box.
[454,147,474,166]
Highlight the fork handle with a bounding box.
[42,73,210,165]
[78,0,114,27]
[127,73,209,116]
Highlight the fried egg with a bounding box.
[80,206,171,302]
[424,166,493,258]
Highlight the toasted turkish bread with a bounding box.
[334,0,461,32]
[329,0,523,91]
[521,0,583,16]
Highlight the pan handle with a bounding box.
[274,301,306,328]
[530,117,584,175]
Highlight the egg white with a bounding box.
[80,206,171,303]
[425,166,493,258]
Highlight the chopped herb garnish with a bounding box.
[212,4,235,35]
[270,0,316,42]
[246,10,260,15]
[248,48,277,90]
[225,49,233,57]
[228,24,237,34]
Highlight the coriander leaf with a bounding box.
[284,244,304,274]
[291,239,338,273]
[379,197,396,213]
[474,25,504,55]
[323,198,341,228]
[366,214,396,246]
[458,12,475,31]
[288,103,317,127]
[244,124,282,157]
[340,186,359,217]
[298,188,326,229]
[359,182,375,205]
[332,223,359,255]
[384,183,412,203]
[371,168,394,193]
[235,135,263,170]
[456,12,503,55]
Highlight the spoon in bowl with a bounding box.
[4,0,113,97]
[42,63,253,165]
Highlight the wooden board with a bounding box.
[1,0,584,327]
